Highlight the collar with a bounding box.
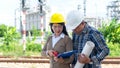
[52,33,65,38]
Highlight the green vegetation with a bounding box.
[107,42,120,57]
[0,37,42,57]
[0,24,44,57]
[98,19,120,57]
[0,19,120,57]
[98,19,120,44]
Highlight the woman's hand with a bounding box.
[54,57,64,63]
[48,50,54,57]
[78,54,91,64]
[48,50,58,57]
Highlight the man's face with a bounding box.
[73,22,85,34]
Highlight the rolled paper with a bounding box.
[74,41,95,68]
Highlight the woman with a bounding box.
[41,13,74,68]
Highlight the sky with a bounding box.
[0,0,114,27]
[47,0,114,17]
[0,0,19,26]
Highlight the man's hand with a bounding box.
[78,54,91,63]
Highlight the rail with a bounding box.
[0,56,120,64]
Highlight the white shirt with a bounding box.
[52,33,65,48]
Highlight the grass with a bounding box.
[0,41,120,57]
[107,42,120,57]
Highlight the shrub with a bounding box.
[26,43,42,52]
[98,19,120,44]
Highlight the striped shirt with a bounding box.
[72,24,109,68]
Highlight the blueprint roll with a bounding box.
[74,41,95,68]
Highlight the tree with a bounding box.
[3,26,20,45]
[98,19,120,44]
[0,24,7,37]
[0,24,20,45]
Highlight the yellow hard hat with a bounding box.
[50,13,65,23]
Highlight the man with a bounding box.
[66,10,109,68]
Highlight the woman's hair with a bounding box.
[49,23,69,36]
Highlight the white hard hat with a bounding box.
[66,10,84,30]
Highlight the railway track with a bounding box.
[0,56,120,64]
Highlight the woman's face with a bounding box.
[52,24,63,37]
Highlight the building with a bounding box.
[107,0,120,20]
[20,0,50,36]
[85,17,103,29]
[26,11,46,36]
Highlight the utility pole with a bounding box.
[21,0,29,54]
[78,4,81,10]
[83,0,86,16]
[38,0,45,46]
